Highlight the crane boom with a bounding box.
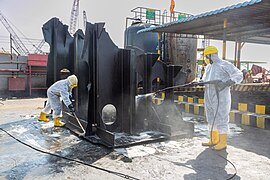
[69,0,80,35]
[34,40,45,54]
[0,11,29,55]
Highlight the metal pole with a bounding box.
[222,18,227,60]
[125,17,128,29]
[10,34,12,60]
[237,41,241,69]
[234,41,237,66]
[29,65,32,96]
[75,33,79,110]
[158,32,161,60]
[163,33,166,61]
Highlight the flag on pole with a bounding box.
[170,0,175,14]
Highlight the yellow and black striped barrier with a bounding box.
[229,111,270,129]
[233,84,270,92]
[151,93,270,130]
[237,103,270,115]
[175,83,270,93]
[176,86,204,92]
[176,95,270,130]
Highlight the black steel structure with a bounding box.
[42,18,193,148]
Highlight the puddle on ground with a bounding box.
[9,125,28,135]
[0,119,112,179]
[0,113,244,178]
[183,116,243,137]
[114,131,167,147]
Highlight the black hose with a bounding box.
[0,127,140,180]
[210,84,237,180]
[152,81,237,179]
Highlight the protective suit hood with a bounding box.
[202,53,243,134]
[210,53,221,64]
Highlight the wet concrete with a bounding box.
[0,98,270,180]
[0,119,112,179]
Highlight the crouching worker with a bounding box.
[38,75,78,127]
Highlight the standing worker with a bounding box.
[38,75,78,127]
[202,46,243,150]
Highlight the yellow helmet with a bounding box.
[67,75,78,89]
[204,46,218,57]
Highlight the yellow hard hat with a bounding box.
[67,75,78,89]
[204,46,218,56]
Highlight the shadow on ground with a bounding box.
[182,148,240,180]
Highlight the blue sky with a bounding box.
[0,0,269,69]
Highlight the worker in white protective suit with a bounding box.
[38,75,78,127]
[201,46,243,150]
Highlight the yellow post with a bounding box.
[257,116,265,129]
[194,106,199,115]
[161,92,165,99]
[198,98,204,104]
[178,96,184,103]
[185,104,190,113]
[238,103,247,112]
[256,105,266,114]
[241,114,250,125]
[188,97,193,103]
[157,32,161,60]
[229,112,235,123]
[157,32,161,83]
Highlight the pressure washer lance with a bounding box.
[143,80,222,98]
[149,80,221,145]
[144,80,222,146]
[148,80,237,179]
[65,111,86,137]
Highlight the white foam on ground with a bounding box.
[115,145,156,158]
[24,134,46,151]
[48,134,61,138]
[9,125,28,135]
[40,121,54,129]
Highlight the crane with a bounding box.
[33,40,45,54]
[0,11,29,55]
[69,0,80,35]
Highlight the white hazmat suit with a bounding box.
[42,79,73,118]
[202,53,243,134]
[38,75,77,127]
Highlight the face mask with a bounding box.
[204,55,213,65]
[205,58,210,65]
[70,84,77,89]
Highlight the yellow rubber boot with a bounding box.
[202,131,219,146]
[54,117,65,127]
[213,134,227,151]
[38,112,50,122]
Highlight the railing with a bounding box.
[126,7,193,28]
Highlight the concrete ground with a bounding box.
[0,98,269,180]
